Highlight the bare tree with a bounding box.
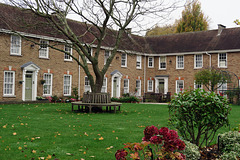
[6,0,181,93]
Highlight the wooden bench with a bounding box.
[71,102,122,113]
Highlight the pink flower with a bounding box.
[115,149,128,160]
[150,135,163,144]
[159,127,169,136]
[143,126,159,141]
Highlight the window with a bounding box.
[86,47,92,63]
[43,73,52,96]
[218,53,227,68]
[3,71,15,96]
[218,83,227,96]
[39,40,49,58]
[84,76,91,92]
[63,75,72,96]
[123,79,129,94]
[64,45,72,61]
[148,57,154,68]
[136,56,142,69]
[147,80,153,92]
[176,55,184,69]
[101,77,107,93]
[121,53,127,67]
[176,80,184,94]
[194,80,202,89]
[159,56,166,69]
[10,35,21,55]
[104,50,111,65]
[136,80,141,96]
[194,54,203,68]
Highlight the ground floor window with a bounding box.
[136,80,141,96]
[148,80,153,92]
[84,76,91,92]
[194,80,202,89]
[101,77,107,93]
[176,80,184,94]
[218,83,227,96]
[63,75,72,96]
[3,71,15,96]
[43,73,52,96]
[123,79,129,94]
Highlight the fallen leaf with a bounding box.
[83,151,86,154]
[13,132,17,135]
[3,125,7,128]
[32,150,36,153]
[66,153,72,156]
[116,137,118,140]
[99,137,104,140]
[47,155,52,159]
[112,130,115,133]
[21,123,24,125]
[18,147,22,150]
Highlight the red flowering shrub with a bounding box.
[115,126,186,160]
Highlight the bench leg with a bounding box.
[118,106,121,111]
[114,106,116,113]
[89,105,92,113]
[72,104,74,111]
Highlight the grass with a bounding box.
[0,103,239,160]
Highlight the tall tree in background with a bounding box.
[6,0,180,93]
[176,0,208,33]
[145,24,177,36]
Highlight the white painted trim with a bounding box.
[176,80,184,94]
[147,80,153,92]
[159,56,167,70]
[63,74,72,96]
[148,57,154,68]
[194,54,203,69]
[176,55,184,69]
[218,53,228,68]
[121,53,127,67]
[3,71,15,96]
[111,71,123,98]
[154,77,168,94]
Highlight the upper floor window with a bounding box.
[136,55,142,69]
[39,40,49,58]
[176,80,184,94]
[104,50,111,65]
[3,71,15,96]
[176,55,184,69]
[123,79,129,93]
[63,75,72,96]
[121,53,127,67]
[43,73,52,96]
[101,77,107,93]
[218,53,227,68]
[194,54,203,68]
[147,80,153,92]
[84,76,91,92]
[159,56,166,69]
[10,35,21,55]
[64,45,72,61]
[148,57,154,68]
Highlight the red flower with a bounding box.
[159,127,169,136]
[143,126,159,141]
[115,149,128,160]
[150,135,163,144]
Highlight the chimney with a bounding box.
[217,24,226,36]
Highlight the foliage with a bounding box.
[146,24,176,36]
[226,87,240,104]
[220,151,239,160]
[36,96,45,100]
[72,87,79,100]
[234,19,240,25]
[115,126,186,160]
[111,96,140,103]
[176,0,208,33]
[169,89,231,147]
[218,131,240,158]
[180,140,201,160]
[195,67,231,92]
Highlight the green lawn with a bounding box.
[0,103,239,160]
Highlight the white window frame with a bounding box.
[63,75,72,96]
[104,50,111,65]
[176,80,184,94]
[218,53,227,68]
[101,77,107,93]
[84,76,91,92]
[43,73,53,96]
[10,35,21,55]
[147,80,153,92]
[159,56,166,70]
[176,55,184,69]
[136,80,141,96]
[217,82,227,96]
[194,54,203,69]
[148,57,154,68]
[3,71,15,96]
[123,79,129,94]
[86,47,92,64]
[39,40,49,59]
[194,80,203,89]
[121,53,127,67]
[136,55,142,69]
[64,45,72,61]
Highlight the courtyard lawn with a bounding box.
[0,103,239,160]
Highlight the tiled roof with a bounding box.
[1,3,240,55]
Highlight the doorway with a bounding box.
[25,74,33,100]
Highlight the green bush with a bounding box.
[111,96,139,103]
[218,131,240,158]
[180,140,200,160]
[220,151,239,160]
[169,89,231,147]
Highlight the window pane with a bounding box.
[4,71,14,95]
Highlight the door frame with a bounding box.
[111,70,122,98]
[21,62,40,101]
[154,76,168,94]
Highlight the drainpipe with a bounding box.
[206,52,211,67]
[78,65,81,100]
[144,55,146,94]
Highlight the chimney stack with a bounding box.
[217,24,226,36]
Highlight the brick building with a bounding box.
[1,3,240,102]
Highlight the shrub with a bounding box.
[220,151,239,160]
[180,140,200,160]
[218,131,240,158]
[115,126,186,160]
[169,89,231,147]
